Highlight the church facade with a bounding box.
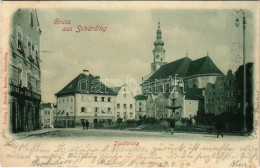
[141,22,224,96]
[141,22,224,119]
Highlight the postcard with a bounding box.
[0,1,259,167]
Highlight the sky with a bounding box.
[37,9,255,103]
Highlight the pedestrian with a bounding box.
[81,119,85,130]
[85,120,89,130]
[188,115,193,131]
[169,116,175,135]
[215,116,224,138]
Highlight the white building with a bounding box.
[40,103,55,128]
[113,85,136,121]
[135,95,148,120]
[55,70,117,128]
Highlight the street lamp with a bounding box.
[235,9,247,133]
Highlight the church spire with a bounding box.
[154,21,164,46]
[151,21,166,73]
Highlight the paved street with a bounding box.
[13,128,249,141]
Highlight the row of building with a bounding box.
[42,22,254,131]
[9,10,253,133]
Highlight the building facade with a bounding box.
[146,94,157,118]
[55,70,117,128]
[134,95,148,120]
[113,85,136,121]
[40,103,55,128]
[204,70,236,116]
[235,63,254,132]
[9,9,42,133]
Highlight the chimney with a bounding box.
[83,69,89,75]
[95,76,100,80]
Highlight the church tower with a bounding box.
[151,22,167,72]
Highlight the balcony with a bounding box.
[9,84,41,101]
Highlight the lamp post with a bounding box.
[235,9,247,133]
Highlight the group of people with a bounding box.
[81,119,89,130]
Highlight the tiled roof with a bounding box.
[55,73,117,96]
[134,95,148,100]
[185,56,223,77]
[146,56,223,82]
[110,87,122,95]
[40,103,52,109]
[146,57,192,82]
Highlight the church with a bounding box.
[141,22,224,96]
[140,22,224,119]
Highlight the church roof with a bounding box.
[185,56,223,77]
[55,73,117,96]
[146,56,223,82]
[146,57,192,82]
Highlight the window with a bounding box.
[30,12,33,27]
[124,104,127,109]
[130,112,133,118]
[32,44,35,59]
[108,108,111,113]
[124,94,126,98]
[108,97,111,102]
[139,107,141,112]
[101,108,105,113]
[94,96,98,102]
[67,97,69,102]
[95,107,99,113]
[117,112,120,118]
[117,104,120,109]
[71,97,73,102]
[18,62,22,86]
[27,72,32,90]
[102,97,105,102]
[139,102,142,106]
[17,27,22,50]
[130,104,133,109]
[81,107,86,113]
[27,38,32,57]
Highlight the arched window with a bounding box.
[18,62,23,86]
[35,73,38,93]
[17,27,22,50]
[27,37,32,57]
[30,12,33,27]
[27,70,32,90]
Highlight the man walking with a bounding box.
[85,120,89,130]
[169,116,175,135]
[81,119,85,130]
[215,116,224,138]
